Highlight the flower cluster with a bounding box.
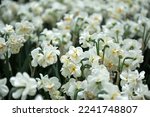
[0,0,150,100]
[31,42,60,68]
[0,20,34,59]
[61,46,83,78]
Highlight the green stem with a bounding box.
[31,67,36,77]
[145,29,150,42]
[115,71,120,85]
[96,42,99,55]
[95,39,102,56]
[116,31,119,43]
[120,57,136,72]
[73,89,83,100]
[8,88,17,100]
[81,61,85,80]
[52,63,61,82]
[4,52,12,78]
[142,25,150,52]
[102,45,109,64]
[118,56,122,72]
[144,29,150,50]
[143,24,146,41]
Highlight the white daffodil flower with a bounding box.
[60,46,83,78]
[0,37,7,55]
[82,47,101,66]
[62,78,87,99]
[120,70,145,87]
[61,61,82,78]
[31,47,43,67]
[3,24,14,34]
[7,34,25,54]
[67,46,83,63]
[122,39,142,51]
[15,21,35,36]
[10,72,37,100]
[41,29,54,41]
[98,82,127,100]
[79,31,94,48]
[120,70,148,99]
[37,74,61,92]
[31,43,60,68]
[80,65,110,99]
[0,78,9,99]
[36,74,62,99]
[87,65,110,83]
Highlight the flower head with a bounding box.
[0,78,9,99]
[15,21,35,36]
[10,72,37,100]
[31,43,60,68]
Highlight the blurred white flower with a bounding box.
[87,13,103,25]
[56,14,73,32]
[138,16,150,28]
[98,82,128,100]
[42,9,54,23]
[31,47,43,67]
[43,45,60,65]
[67,46,83,63]
[37,74,61,92]
[83,47,101,66]
[83,81,100,100]
[122,39,142,51]
[60,46,83,78]
[120,70,148,99]
[79,65,111,100]
[10,72,37,100]
[41,29,54,41]
[36,74,62,99]
[0,37,7,55]
[120,70,145,87]
[83,13,102,33]
[121,84,133,98]
[3,24,14,34]
[62,78,87,99]
[7,34,25,54]
[87,65,110,83]
[61,61,82,78]
[0,78,9,99]
[31,44,60,68]
[79,31,93,48]
[123,50,143,70]
[104,42,123,70]
[123,21,140,38]
[32,17,43,31]
[134,83,149,98]
[30,2,43,15]
[15,21,35,36]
